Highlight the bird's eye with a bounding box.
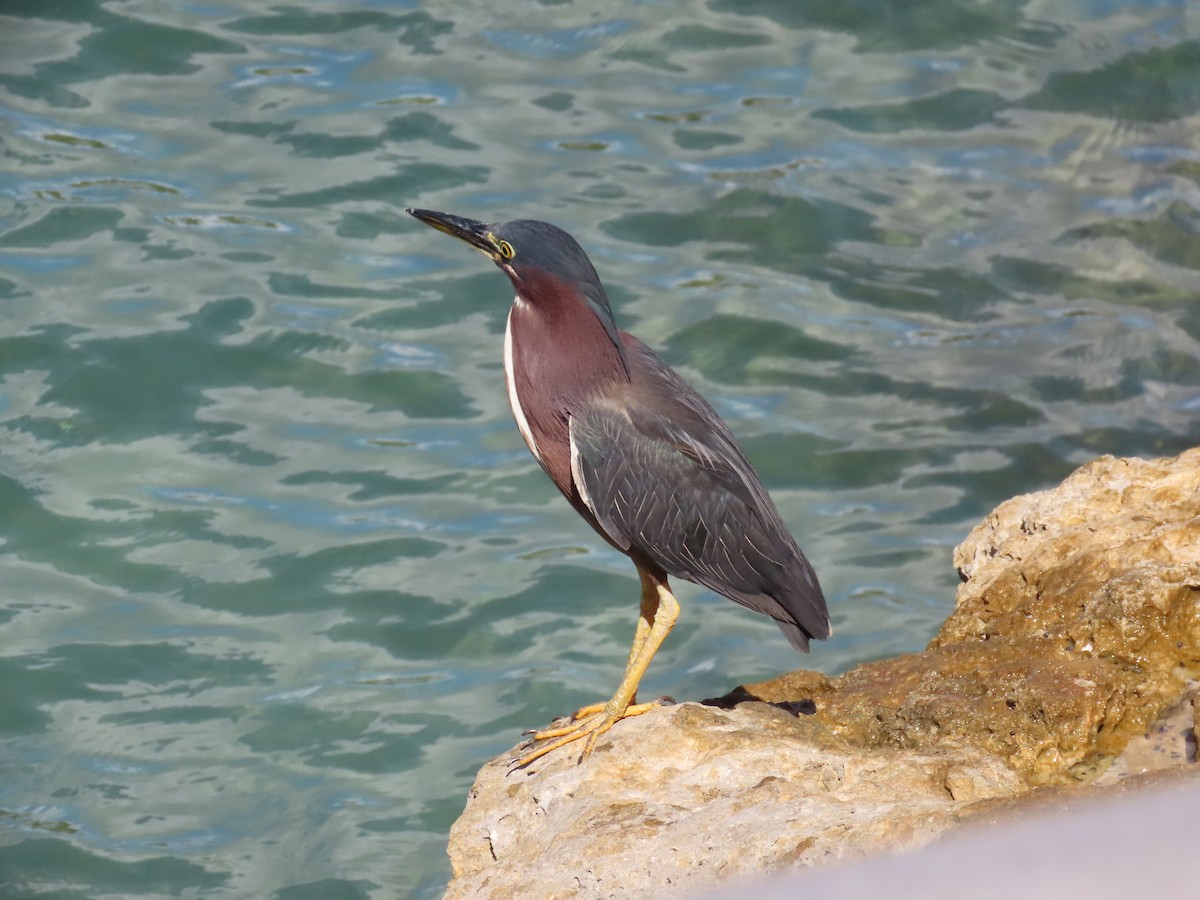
[497,240,515,260]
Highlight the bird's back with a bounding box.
[568,332,830,651]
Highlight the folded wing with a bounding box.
[568,386,829,651]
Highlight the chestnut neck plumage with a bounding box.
[502,267,629,502]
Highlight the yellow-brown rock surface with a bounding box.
[445,449,1200,899]
[937,448,1200,771]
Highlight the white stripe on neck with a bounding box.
[504,301,542,463]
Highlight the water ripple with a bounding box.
[1,3,1198,898]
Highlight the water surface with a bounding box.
[2,1,1199,896]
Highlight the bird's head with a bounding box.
[407,208,627,368]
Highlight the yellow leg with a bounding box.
[555,566,658,723]
[515,566,680,769]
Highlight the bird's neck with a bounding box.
[504,292,628,495]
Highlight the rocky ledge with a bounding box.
[445,448,1200,899]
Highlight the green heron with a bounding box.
[407,208,829,767]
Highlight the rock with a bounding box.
[445,449,1200,899]
[447,702,1023,899]
[935,448,1200,776]
[700,766,1200,900]
[738,638,1132,785]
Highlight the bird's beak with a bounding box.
[406,208,499,259]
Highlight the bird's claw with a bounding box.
[506,697,666,773]
[509,710,612,771]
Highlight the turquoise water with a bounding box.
[2,1,1199,896]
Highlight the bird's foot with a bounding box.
[510,698,662,771]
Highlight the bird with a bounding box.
[406,207,829,767]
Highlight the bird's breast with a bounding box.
[502,297,626,501]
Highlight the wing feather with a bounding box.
[567,373,829,651]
